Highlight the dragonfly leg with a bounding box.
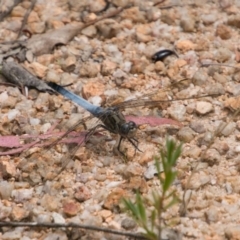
[127,138,142,153]
[116,136,127,157]
[84,124,104,142]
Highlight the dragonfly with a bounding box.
[15,79,220,184]
[47,82,141,156]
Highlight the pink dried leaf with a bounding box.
[126,115,182,127]
[0,136,22,148]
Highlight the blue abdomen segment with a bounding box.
[48,82,104,117]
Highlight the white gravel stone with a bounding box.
[144,163,160,180]
[11,189,33,203]
[7,109,20,121]
[29,117,40,126]
[52,212,66,224]
[196,101,213,115]
[168,104,186,121]
[0,181,14,199]
[2,229,22,240]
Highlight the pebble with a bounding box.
[81,25,97,38]
[202,148,221,166]
[79,62,100,78]
[161,9,176,25]
[76,172,91,183]
[112,0,128,7]
[34,93,50,112]
[180,16,195,32]
[96,19,119,38]
[11,6,26,17]
[196,101,213,115]
[227,15,240,28]
[7,109,20,121]
[37,214,52,223]
[183,146,202,158]
[2,229,22,240]
[175,39,195,52]
[213,72,228,84]
[189,121,206,133]
[204,206,219,223]
[122,7,146,24]
[103,188,127,210]
[0,159,16,178]
[177,127,195,143]
[40,194,60,211]
[82,81,105,99]
[193,70,208,86]
[94,173,107,181]
[44,233,68,240]
[233,72,240,83]
[215,47,232,62]
[154,61,166,72]
[52,212,66,224]
[121,218,136,230]
[101,59,117,76]
[221,122,236,137]
[124,162,143,178]
[213,141,229,155]
[0,181,14,199]
[28,22,45,34]
[74,186,92,202]
[128,176,148,193]
[188,172,210,189]
[201,14,217,25]
[40,123,51,133]
[11,189,33,203]
[63,201,81,216]
[11,205,29,221]
[168,104,186,121]
[28,62,47,78]
[29,117,40,126]
[197,131,214,146]
[89,0,106,12]
[98,209,112,220]
[61,55,76,72]
[130,59,149,74]
[216,24,232,39]
[37,54,54,65]
[0,91,8,102]
[146,7,161,21]
[0,203,12,220]
[225,226,240,240]
[144,163,158,180]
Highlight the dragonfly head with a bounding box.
[120,121,137,138]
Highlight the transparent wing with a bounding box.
[111,78,222,110]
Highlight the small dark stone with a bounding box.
[121,218,136,230]
[190,121,206,133]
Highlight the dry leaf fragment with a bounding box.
[1,61,54,92]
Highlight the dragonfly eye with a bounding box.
[120,121,137,137]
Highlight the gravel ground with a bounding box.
[1,0,240,239]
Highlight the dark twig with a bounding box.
[0,221,147,239]
[153,0,167,6]
[17,0,37,38]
